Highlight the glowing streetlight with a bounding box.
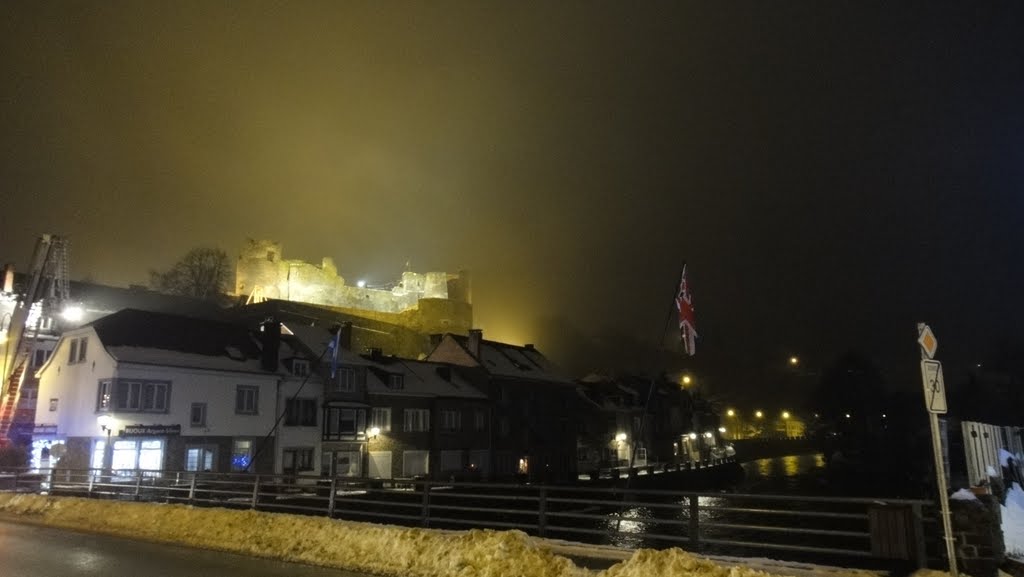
[367,426,381,438]
[755,410,763,419]
[789,356,799,366]
[782,411,790,419]
[615,432,627,443]
[726,409,735,417]
[61,305,84,323]
[681,375,692,386]
[357,280,366,288]
[718,427,726,433]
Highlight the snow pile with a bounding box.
[1002,483,1024,559]
[0,493,947,577]
[950,489,979,501]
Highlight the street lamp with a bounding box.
[755,410,763,419]
[97,415,115,478]
[726,409,735,417]
[789,356,799,366]
[782,411,790,420]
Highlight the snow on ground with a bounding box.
[0,493,943,577]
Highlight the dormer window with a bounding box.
[292,360,310,377]
[387,374,404,390]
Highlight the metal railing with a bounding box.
[0,468,936,568]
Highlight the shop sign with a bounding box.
[121,424,181,437]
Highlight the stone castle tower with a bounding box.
[235,239,472,336]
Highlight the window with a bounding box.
[474,410,487,432]
[291,360,310,377]
[235,386,259,415]
[498,416,510,438]
[232,439,253,471]
[78,337,88,363]
[98,380,169,413]
[190,403,207,427]
[441,409,461,432]
[285,398,317,426]
[97,381,112,410]
[323,407,366,440]
[68,339,79,364]
[336,368,356,392]
[386,374,404,390]
[402,450,429,477]
[49,398,58,412]
[403,409,430,432]
[32,349,51,368]
[370,407,391,432]
[185,446,216,472]
[282,448,315,472]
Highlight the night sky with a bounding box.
[2,3,1022,406]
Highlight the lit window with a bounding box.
[185,446,216,472]
[370,407,391,432]
[232,439,253,471]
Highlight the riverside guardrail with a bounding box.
[0,468,936,569]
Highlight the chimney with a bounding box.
[2,264,13,293]
[259,318,281,372]
[365,347,383,361]
[467,329,482,359]
[338,321,353,351]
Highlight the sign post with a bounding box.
[918,323,958,577]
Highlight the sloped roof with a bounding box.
[363,356,486,399]
[434,334,573,384]
[89,309,259,355]
[283,322,484,399]
[87,309,267,373]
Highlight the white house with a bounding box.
[34,309,282,475]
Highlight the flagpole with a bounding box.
[623,263,690,490]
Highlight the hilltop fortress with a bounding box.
[234,239,473,336]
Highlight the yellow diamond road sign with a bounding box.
[918,324,938,360]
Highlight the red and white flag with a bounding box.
[675,264,697,356]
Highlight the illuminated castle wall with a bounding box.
[235,239,473,336]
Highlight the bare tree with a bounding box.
[150,247,231,299]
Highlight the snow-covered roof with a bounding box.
[364,357,486,399]
[433,334,574,385]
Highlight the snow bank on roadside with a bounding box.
[0,493,945,577]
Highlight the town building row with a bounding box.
[20,307,721,484]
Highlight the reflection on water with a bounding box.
[604,506,649,549]
[604,453,856,555]
[739,453,828,494]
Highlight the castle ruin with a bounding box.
[235,239,473,336]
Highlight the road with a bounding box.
[0,519,373,577]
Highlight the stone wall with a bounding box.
[951,493,1005,577]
